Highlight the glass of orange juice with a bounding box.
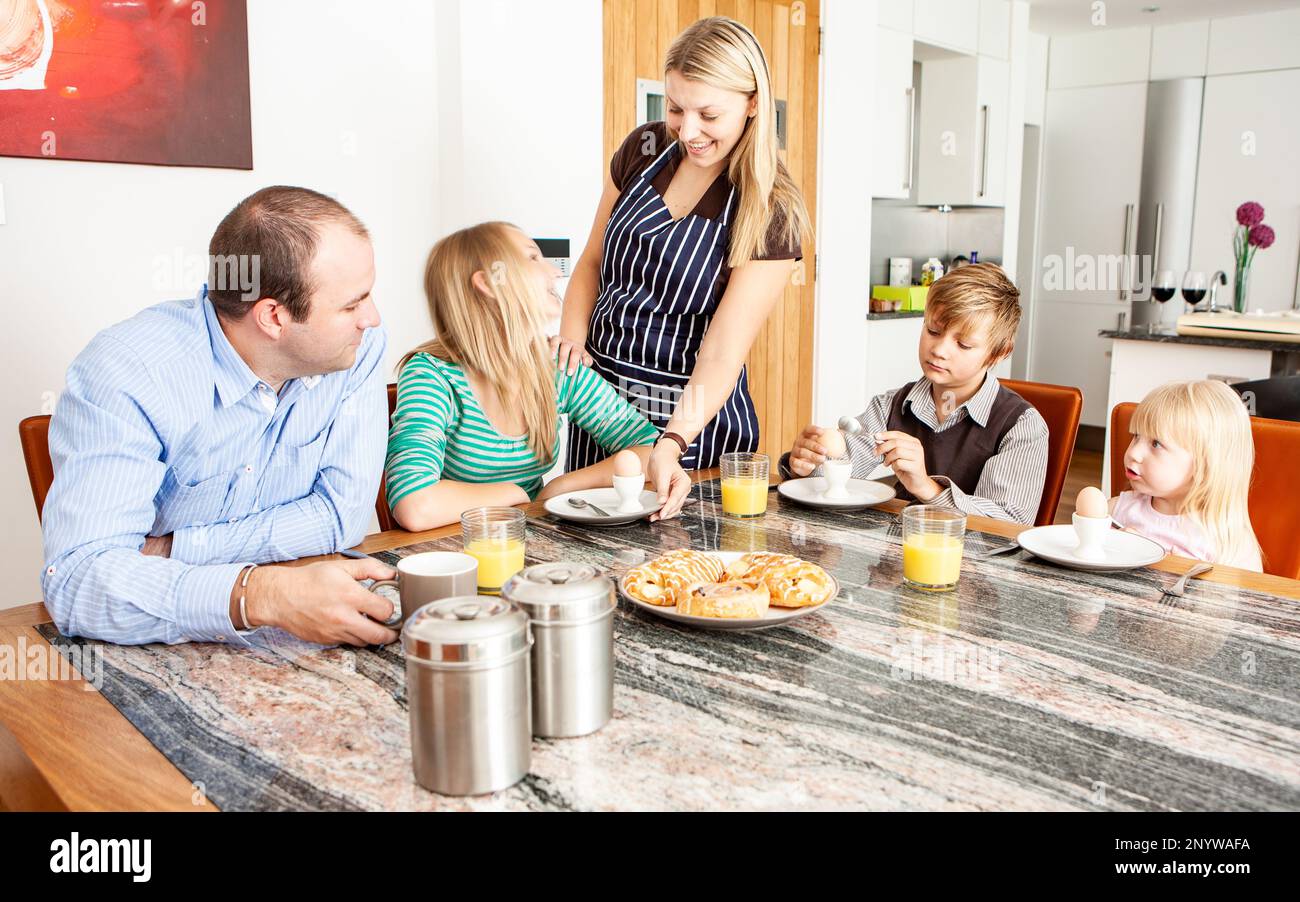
[720,452,769,519]
[901,506,966,592]
[461,507,526,595]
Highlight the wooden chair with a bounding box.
[1110,402,1300,580]
[18,415,53,523]
[1001,378,1083,527]
[374,383,398,532]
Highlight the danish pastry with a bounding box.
[623,549,726,607]
[676,580,771,619]
[761,559,836,608]
[723,551,800,584]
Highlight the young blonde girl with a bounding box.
[1109,380,1262,571]
[385,222,691,531]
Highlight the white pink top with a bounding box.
[1110,491,1262,571]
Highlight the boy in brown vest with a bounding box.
[781,263,1048,523]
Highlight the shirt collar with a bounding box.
[905,373,1000,428]
[202,288,262,408]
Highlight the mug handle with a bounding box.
[366,578,402,627]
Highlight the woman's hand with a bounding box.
[647,441,693,521]
[549,335,593,376]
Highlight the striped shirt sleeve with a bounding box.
[560,364,660,454]
[384,355,457,509]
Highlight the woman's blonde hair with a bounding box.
[1129,380,1261,567]
[400,222,559,464]
[664,16,812,268]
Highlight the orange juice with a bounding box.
[465,537,526,594]
[721,477,768,518]
[902,533,963,589]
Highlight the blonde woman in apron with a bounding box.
[552,16,811,519]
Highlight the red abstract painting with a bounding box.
[0,0,251,169]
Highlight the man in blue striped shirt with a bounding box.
[42,186,399,648]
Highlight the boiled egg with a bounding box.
[612,449,642,478]
[1075,486,1108,520]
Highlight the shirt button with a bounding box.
[216,635,226,642]
[245,465,253,473]
[229,517,237,523]
[46,565,56,575]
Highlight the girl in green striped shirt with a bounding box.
[386,222,691,530]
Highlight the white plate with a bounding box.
[1015,524,1166,572]
[617,550,839,631]
[544,488,663,526]
[777,477,896,510]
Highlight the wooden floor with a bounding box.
[1053,448,1103,524]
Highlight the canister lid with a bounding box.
[401,596,530,664]
[501,562,615,623]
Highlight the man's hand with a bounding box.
[240,558,400,646]
[141,534,173,558]
[788,426,847,477]
[873,431,942,501]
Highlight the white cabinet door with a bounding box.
[1048,26,1151,89]
[978,0,1011,60]
[913,0,979,54]
[916,55,1009,206]
[1032,82,1147,425]
[1189,69,1300,313]
[877,0,914,33]
[872,27,916,200]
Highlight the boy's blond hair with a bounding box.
[925,263,1021,365]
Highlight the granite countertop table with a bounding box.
[28,480,1300,812]
[1100,328,1300,355]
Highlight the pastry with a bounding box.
[623,549,726,607]
[676,580,770,619]
[761,559,836,608]
[723,551,800,584]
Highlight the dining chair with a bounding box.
[18,415,53,524]
[1110,401,1300,580]
[374,383,398,532]
[1001,378,1083,527]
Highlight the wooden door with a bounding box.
[602,0,820,463]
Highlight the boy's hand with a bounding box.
[789,426,847,477]
[874,431,943,501]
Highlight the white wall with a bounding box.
[0,0,441,609]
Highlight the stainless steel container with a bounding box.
[502,562,616,738]
[402,596,532,796]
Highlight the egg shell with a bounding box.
[1075,486,1108,519]
[612,449,642,478]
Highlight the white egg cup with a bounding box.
[1071,512,1110,561]
[821,458,853,501]
[611,473,645,513]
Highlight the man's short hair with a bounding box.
[207,186,368,322]
[925,262,1021,364]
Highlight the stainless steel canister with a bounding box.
[402,596,532,796]
[501,562,616,738]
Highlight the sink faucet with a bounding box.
[1207,270,1228,313]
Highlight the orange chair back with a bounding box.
[1000,378,1083,527]
[19,415,53,523]
[1110,401,1300,579]
[374,383,398,532]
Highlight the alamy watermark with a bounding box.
[0,636,103,691]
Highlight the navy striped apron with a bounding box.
[566,139,760,471]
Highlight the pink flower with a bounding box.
[1248,224,1275,249]
[1236,202,1265,227]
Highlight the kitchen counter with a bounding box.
[1100,328,1300,356]
[5,472,1299,812]
[866,310,925,320]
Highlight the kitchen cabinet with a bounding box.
[1031,82,1147,426]
[912,0,979,55]
[1048,26,1150,89]
[1150,21,1210,80]
[1207,8,1300,76]
[1189,69,1300,314]
[876,0,914,33]
[871,27,916,200]
[916,55,1009,207]
[978,0,1011,60]
[865,316,925,402]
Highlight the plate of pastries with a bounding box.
[619,550,839,631]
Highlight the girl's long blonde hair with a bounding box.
[665,16,812,268]
[400,222,559,464]
[1129,380,1262,567]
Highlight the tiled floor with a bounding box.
[1054,448,1103,524]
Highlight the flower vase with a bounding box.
[1233,259,1250,313]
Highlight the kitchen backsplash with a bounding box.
[869,200,1005,287]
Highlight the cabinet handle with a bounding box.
[1118,203,1134,301]
[1117,312,1127,332]
[977,104,990,198]
[903,86,915,191]
[1151,202,1164,280]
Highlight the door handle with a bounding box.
[904,86,915,191]
[1118,203,1134,301]
[1151,202,1164,279]
[977,104,990,198]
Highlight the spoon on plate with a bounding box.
[568,497,612,517]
